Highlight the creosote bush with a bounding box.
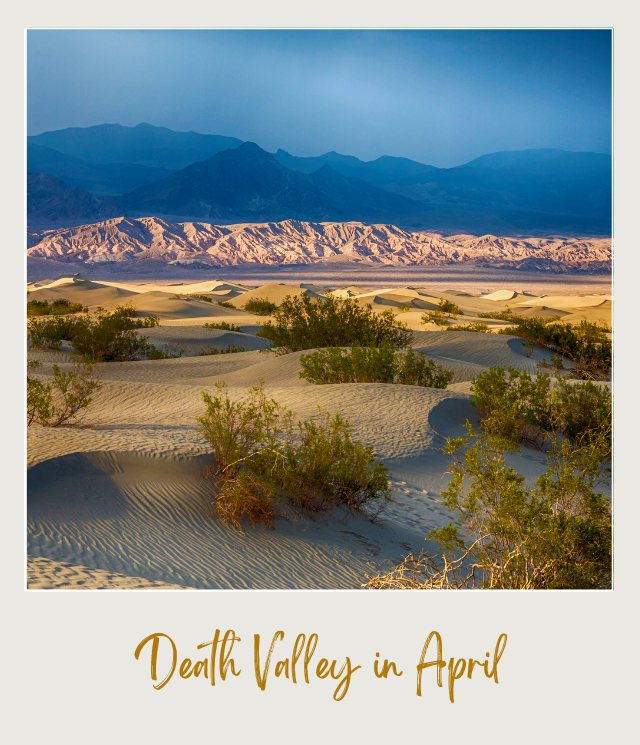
[29,305,160,362]
[499,317,611,380]
[448,322,490,333]
[438,298,462,315]
[471,367,611,453]
[244,298,278,315]
[299,345,453,388]
[365,365,612,590]
[365,424,611,590]
[197,383,390,529]
[197,344,245,356]
[27,360,101,427]
[203,321,242,332]
[421,310,449,327]
[27,298,87,317]
[258,295,411,354]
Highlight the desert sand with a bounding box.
[27,274,611,589]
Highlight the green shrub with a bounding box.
[299,346,453,388]
[197,344,245,356]
[244,298,278,315]
[27,298,87,317]
[28,315,78,349]
[448,322,490,333]
[203,321,242,332]
[198,383,390,529]
[438,298,462,315]
[365,415,611,590]
[471,367,611,452]
[28,305,159,361]
[188,294,213,303]
[27,360,101,427]
[500,317,611,379]
[478,309,520,321]
[217,301,235,309]
[258,295,411,353]
[146,345,185,360]
[421,310,449,326]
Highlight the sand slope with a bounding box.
[27,277,609,589]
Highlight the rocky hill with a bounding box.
[27,217,612,272]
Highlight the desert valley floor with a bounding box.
[26,269,612,589]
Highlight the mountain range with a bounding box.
[27,123,612,236]
[27,217,612,273]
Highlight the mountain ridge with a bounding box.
[27,216,611,273]
[26,123,612,235]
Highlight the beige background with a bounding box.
[4,2,637,741]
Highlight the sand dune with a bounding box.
[139,326,271,355]
[481,289,518,301]
[228,283,324,308]
[27,276,610,589]
[518,293,611,309]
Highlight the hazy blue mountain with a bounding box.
[27,172,115,225]
[27,143,173,195]
[275,149,438,186]
[25,124,612,234]
[28,123,242,169]
[120,142,428,224]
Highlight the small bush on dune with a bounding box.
[197,344,245,356]
[471,367,611,453]
[421,310,450,327]
[244,298,278,315]
[217,301,235,309]
[198,383,390,529]
[499,317,611,380]
[146,345,185,360]
[27,298,87,317]
[299,345,453,388]
[28,315,79,349]
[438,298,462,315]
[203,321,242,332]
[478,309,520,321]
[365,423,611,590]
[187,294,213,303]
[448,322,490,333]
[28,305,160,362]
[259,294,411,353]
[27,360,101,427]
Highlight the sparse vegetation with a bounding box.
[203,321,242,332]
[27,360,101,427]
[499,317,611,379]
[471,367,611,452]
[438,298,462,315]
[217,301,235,309]
[197,344,245,356]
[421,310,450,326]
[27,298,87,317]
[198,383,390,530]
[365,364,611,590]
[187,294,213,303]
[146,345,185,359]
[448,322,490,333]
[244,298,278,315]
[478,309,520,321]
[258,295,411,353]
[299,345,453,388]
[28,305,160,362]
[365,423,611,589]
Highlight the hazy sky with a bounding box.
[27,29,612,167]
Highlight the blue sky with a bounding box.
[27,29,612,167]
